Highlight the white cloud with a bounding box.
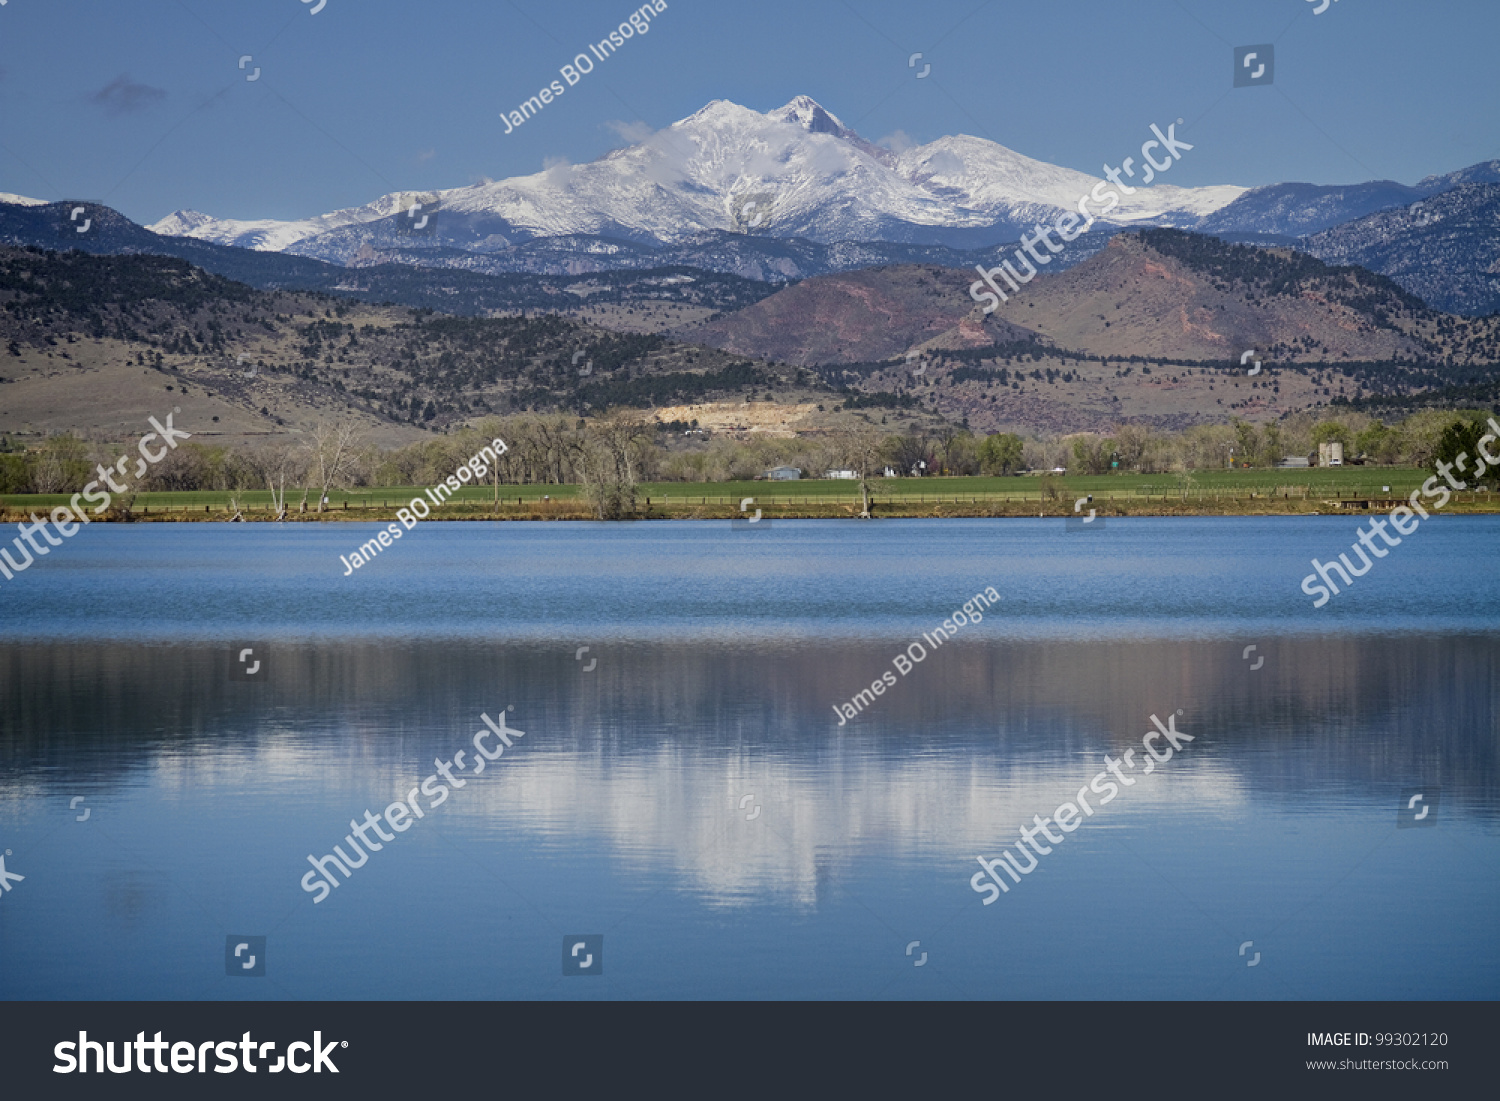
[639,131,695,188]
[922,150,966,176]
[800,140,851,178]
[543,156,572,189]
[876,130,917,154]
[606,119,655,145]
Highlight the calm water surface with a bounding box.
[0,518,1496,999]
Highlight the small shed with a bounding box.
[766,466,802,481]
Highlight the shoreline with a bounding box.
[8,498,1500,522]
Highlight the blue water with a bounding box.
[3,516,1497,640]
[0,518,1496,1000]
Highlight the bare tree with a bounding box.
[573,412,650,519]
[834,426,886,519]
[934,426,978,475]
[304,419,364,513]
[887,432,933,477]
[32,434,89,493]
[933,425,963,476]
[1112,424,1152,472]
[252,444,303,521]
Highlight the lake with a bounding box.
[0,517,1496,999]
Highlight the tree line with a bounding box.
[4,407,1492,515]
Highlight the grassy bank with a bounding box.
[5,467,1495,521]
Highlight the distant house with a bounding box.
[825,470,858,480]
[766,466,802,481]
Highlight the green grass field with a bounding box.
[0,466,1437,515]
[637,466,1429,504]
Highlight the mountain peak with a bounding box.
[768,95,849,137]
[149,209,217,235]
[149,93,1247,254]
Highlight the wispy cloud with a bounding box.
[543,155,572,188]
[417,148,436,163]
[89,75,167,116]
[921,149,966,176]
[605,119,655,145]
[877,130,917,154]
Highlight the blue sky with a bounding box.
[1,0,1496,225]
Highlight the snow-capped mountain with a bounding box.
[1301,182,1500,316]
[893,134,1241,227]
[1196,159,1500,237]
[149,95,1246,260]
[151,191,434,253]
